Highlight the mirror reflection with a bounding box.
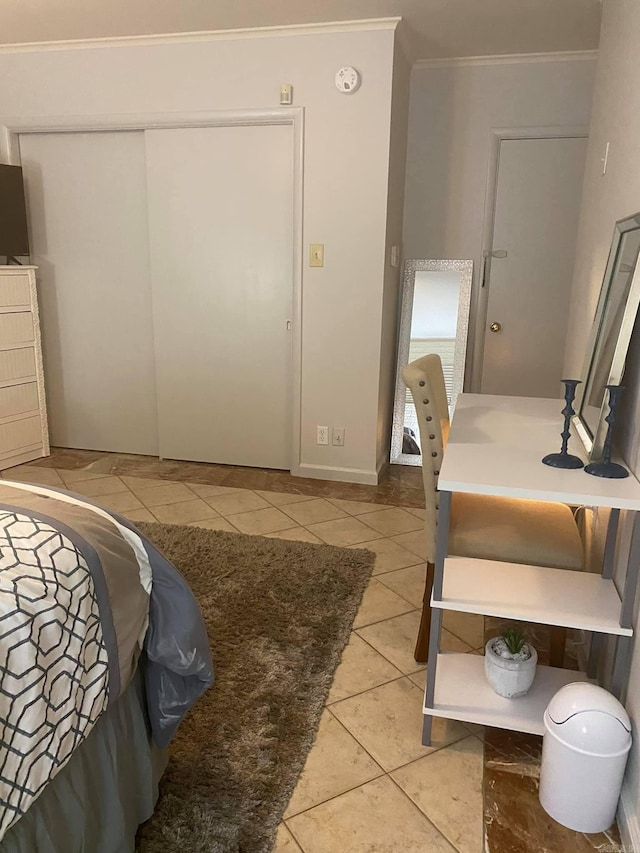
[583,228,640,433]
[391,260,473,466]
[574,212,640,459]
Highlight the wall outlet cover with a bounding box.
[317,425,329,445]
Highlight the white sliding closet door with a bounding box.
[19,131,158,455]
[145,124,294,469]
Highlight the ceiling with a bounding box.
[0,0,601,60]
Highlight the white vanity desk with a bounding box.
[423,393,640,744]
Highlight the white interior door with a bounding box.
[145,124,294,469]
[481,136,587,397]
[19,131,158,454]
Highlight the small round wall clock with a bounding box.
[335,66,361,93]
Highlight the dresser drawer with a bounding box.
[0,348,36,384]
[0,313,34,347]
[0,274,31,310]
[0,415,42,461]
[0,383,39,419]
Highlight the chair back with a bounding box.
[401,354,451,564]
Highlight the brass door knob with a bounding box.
[489,321,502,333]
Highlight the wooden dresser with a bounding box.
[0,267,49,469]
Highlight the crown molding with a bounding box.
[0,17,400,54]
[413,49,598,70]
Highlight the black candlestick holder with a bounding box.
[542,379,584,469]
[585,385,629,479]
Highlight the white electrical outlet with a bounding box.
[332,427,345,446]
[317,425,329,445]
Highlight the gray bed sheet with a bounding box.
[0,664,166,853]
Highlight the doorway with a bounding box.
[479,135,587,397]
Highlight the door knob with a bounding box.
[490,322,502,333]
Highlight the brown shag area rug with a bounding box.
[135,522,375,853]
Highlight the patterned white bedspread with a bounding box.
[0,510,110,836]
[0,479,213,842]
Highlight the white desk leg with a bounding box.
[611,637,633,701]
[423,490,451,746]
[619,513,640,627]
[588,509,620,678]
[611,513,640,699]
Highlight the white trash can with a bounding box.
[539,682,632,834]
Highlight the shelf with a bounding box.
[433,556,632,636]
[439,394,640,510]
[425,653,590,735]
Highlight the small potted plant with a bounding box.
[485,627,537,698]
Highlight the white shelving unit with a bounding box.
[422,394,640,744]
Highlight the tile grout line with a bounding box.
[374,566,426,610]
[277,500,350,524]
[326,497,401,515]
[326,670,419,708]
[353,600,420,632]
[324,701,474,779]
[385,772,463,852]
[287,724,468,851]
[374,561,426,577]
[328,673,423,719]
[351,628,426,679]
[283,818,307,853]
[283,706,387,821]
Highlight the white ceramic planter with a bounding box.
[484,638,538,698]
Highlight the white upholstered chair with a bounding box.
[402,354,584,665]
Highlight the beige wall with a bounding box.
[562,1,640,843]
[403,58,596,385]
[377,33,411,473]
[0,24,398,483]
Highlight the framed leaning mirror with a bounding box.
[573,211,640,460]
[390,259,473,466]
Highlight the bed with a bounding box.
[0,479,214,852]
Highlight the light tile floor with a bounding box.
[2,462,485,853]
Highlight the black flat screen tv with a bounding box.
[0,165,30,258]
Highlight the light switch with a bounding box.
[309,243,324,268]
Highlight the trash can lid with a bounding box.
[545,683,631,754]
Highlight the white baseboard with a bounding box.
[293,462,380,486]
[618,783,640,852]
